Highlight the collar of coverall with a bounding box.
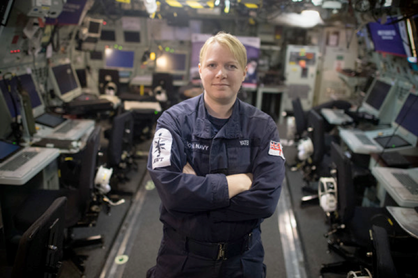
[193,94,242,139]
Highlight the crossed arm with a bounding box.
[183,162,253,199]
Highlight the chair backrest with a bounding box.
[152,73,174,97]
[79,126,102,210]
[307,109,325,165]
[371,225,398,278]
[11,197,67,278]
[108,111,134,166]
[330,142,356,223]
[292,97,307,138]
[98,69,120,95]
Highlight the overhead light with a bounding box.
[271,10,323,28]
[214,0,221,6]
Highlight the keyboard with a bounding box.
[55,121,77,134]
[355,134,375,145]
[393,173,418,195]
[0,152,38,171]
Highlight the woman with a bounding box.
[147,32,285,278]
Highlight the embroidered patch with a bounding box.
[152,128,173,169]
[268,140,285,160]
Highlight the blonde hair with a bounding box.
[199,31,247,70]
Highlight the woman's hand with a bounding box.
[183,162,197,175]
[226,173,253,199]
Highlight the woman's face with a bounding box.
[199,42,246,105]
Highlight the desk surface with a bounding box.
[321,108,353,125]
[387,206,418,239]
[0,147,60,185]
[372,167,418,207]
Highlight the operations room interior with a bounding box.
[0,0,418,277]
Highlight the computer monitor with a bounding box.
[105,49,135,70]
[100,30,116,41]
[393,93,418,141]
[0,75,38,136]
[155,51,188,76]
[361,78,393,118]
[86,18,103,38]
[107,112,133,167]
[49,63,82,102]
[18,74,45,118]
[307,109,325,165]
[361,76,375,94]
[124,31,140,43]
[330,142,355,223]
[0,91,13,140]
[90,51,103,60]
[0,77,19,118]
[0,140,22,163]
[0,74,43,117]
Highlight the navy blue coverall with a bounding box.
[147,94,285,278]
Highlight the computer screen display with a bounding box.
[105,49,135,69]
[0,77,19,118]
[35,113,66,128]
[90,51,103,60]
[88,21,101,34]
[49,63,82,102]
[100,30,116,41]
[0,140,22,163]
[0,74,44,118]
[155,52,187,74]
[18,74,45,117]
[395,93,418,137]
[364,79,392,111]
[124,31,140,43]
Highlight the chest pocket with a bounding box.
[185,139,212,176]
[227,139,253,174]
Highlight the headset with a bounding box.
[297,137,314,161]
[318,177,337,212]
[94,165,113,194]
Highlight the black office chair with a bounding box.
[320,142,407,275]
[98,69,120,96]
[291,97,307,141]
[299,110,332,204]
[103,111,137,194]
[151,73,175,110]
[12,126,105,275]
[370,225,398,278]
[0,197,67,278]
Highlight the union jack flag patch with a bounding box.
[269,140,285,159]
